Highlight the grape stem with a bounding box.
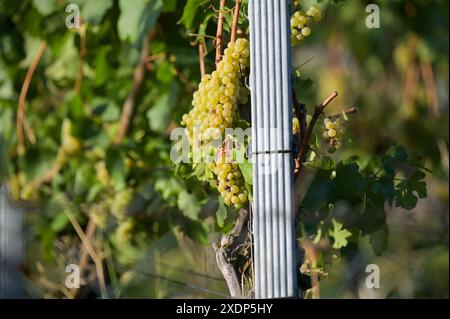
[199,40,206,77]
[327,106,358,120]
[215,0,226,65]
[69,219,97,298]
[294,91,339,177]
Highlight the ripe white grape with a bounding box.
[322,117,344,153]
[290,6,322,46]
[182,38,250,208]
[327,128,337,138]
[301,27,311,37]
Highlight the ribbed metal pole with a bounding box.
[250,0,297,298]
[0,185,24,298]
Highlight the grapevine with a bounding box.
[0,0,441,301]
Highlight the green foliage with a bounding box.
[179,0,209,29]
[0,0,219,298]
[329,219,352,249]
[300,144,429,255]
[216,196,227,228]
[118,0,162,44]
[0,0,443,299]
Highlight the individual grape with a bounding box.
[325,121,335,130]
[293,117,300,135]
[61,119,82,155]
[301,27,311,37]
[327,128,337,138]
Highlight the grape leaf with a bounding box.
[386,144,408,161]
[163,0,178,12]
[302,170,334,213]
[147,82,180,133]
[306,156,336,171]
[395,170,427,210]
[75,0,113,25]
[50,212,69,232]
[334,161,365,199]
[178,191,201,220]
[294,77,314,93]
[193,163,213,182]
[329,219,352,249]
[32,0,57,16]
[178,0,209,29]
[238,162,253,186]
[118,0,162,45]
[216,196,227,228]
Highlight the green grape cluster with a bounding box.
[290,5,322,46]
[181,38,250,143]
[116,217,135,245]
[181,38,250,208]
[111,188,134,220]
[322,117,344,153]
[209,161,248,208]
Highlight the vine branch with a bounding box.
[69,218,97,298]
[114,28,157,144]
[294,91,339,177]
[215,0,226,65]
[292,89,307,173]
[59,197,108,299]
[213,208,249,298]
[230,0,241,43]
[16,41,47,156]
[327,106,358,120]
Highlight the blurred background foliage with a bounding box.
[0,0,448,298]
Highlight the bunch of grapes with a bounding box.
[111,188,135,220]
[209,160,248,208]
[181,38,250,208]
[290,5,322,46]
[322,117,344,153]
[181,38,250,144]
